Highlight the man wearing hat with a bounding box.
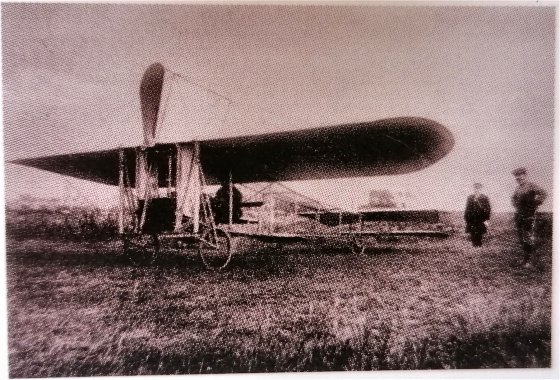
[464,183,492,247]
[511,167,547,268]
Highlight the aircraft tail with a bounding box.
[139,63,231,146]
[140,63,165,147]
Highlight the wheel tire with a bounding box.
[198,227,232,269]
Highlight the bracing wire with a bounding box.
[176,145,197,219]
[121,153,140,231]
[151,72,176,144]
[139,159,158,231]
[169,68,317,137]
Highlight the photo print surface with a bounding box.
[2,2,554,377]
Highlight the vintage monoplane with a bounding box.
[12,63,454,268]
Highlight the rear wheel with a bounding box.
[198,227,232,269]
[123,234,159,266]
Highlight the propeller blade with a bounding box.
[140,63,165,146]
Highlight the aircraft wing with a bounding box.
[10,117,453,186]
[10,147,136,186]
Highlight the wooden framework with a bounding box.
[117,143,233,269]
[116,144,452,269]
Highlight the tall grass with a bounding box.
[5,205,118,241]
[6,211,552,376]
[10,298,550,376]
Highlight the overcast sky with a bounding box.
[2,3,555,211]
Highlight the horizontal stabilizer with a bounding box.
[299,209,441,226]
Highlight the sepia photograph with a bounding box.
[1,1,555,378]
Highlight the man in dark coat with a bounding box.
[511,167,547,268]
[464,183,491,247]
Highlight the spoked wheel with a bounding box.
[198,227,232,269]
[122,234,160,266]
[350,235,365,255]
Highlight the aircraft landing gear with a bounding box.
[198,227,233,270]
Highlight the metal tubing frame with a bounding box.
[118,149,125,234]
[228,170,233,228]
[192,142,201,234]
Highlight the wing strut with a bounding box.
[229,171,233,228]
[175,142,202,234]
[118,149,125,234]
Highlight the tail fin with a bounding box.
[140,63,165,147]
[139,63,230,146]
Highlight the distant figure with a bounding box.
[511,168,547,268]
[464,183,491,247]
[212,181,243,225]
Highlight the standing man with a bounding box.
[511,167,547,268]
[464,183,492,247]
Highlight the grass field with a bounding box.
[6,210,552,376]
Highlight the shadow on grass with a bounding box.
[7,236,409,275]
[29,327,550,377]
